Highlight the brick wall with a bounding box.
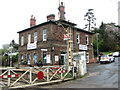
[18,21,94,65]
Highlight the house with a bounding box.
[17,2,94,66]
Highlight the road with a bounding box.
[38,57,119,88]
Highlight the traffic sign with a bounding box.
[37,71,44,80]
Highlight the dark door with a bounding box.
[60,55,64,65]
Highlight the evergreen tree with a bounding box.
[84,9,96,32]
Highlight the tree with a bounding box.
[10,40,19,52]
[84,9,96,32]
[92,22,120,53]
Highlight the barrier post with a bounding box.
[47,67,49,82]
[30,67,32,84]
[72,66,75,78]
[8,68,10,86]
[61,66,63,79]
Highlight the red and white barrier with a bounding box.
[0,74,19,79]
[57,70,67,74]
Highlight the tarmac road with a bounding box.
[38,57,119,88]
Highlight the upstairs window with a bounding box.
[76,34,80,44]
[28,34,31,44]
[34,32,37,42]
[21,36,24,46]
[43,29,47,41]
[86,35,89,45]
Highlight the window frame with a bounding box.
[28,34,31,44]
[86,35,89,45]
[76,33,80,44]
[34,32,37,42]
[43,29,47,41]
[21,36,24,46]
[34,53,37,64]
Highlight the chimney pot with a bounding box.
[47,14,55,21]
[30,15,36,27]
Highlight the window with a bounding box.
[86,35,89,45]
[27,54,30,64]
[34,53,37,64]
[76,34,80,44]
[21,36,24,46]
[28,34,31,44]
[43,29,47,41]
[34,32,37,42]
[21,54,23,65]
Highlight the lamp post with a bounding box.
[9,46,13,67]
[96,33,99,61]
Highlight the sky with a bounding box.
[0,0,119,49]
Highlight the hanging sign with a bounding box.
[63,34,70,40]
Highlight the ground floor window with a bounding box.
[43,53,47,64]
[27,54,30,64]
[34,53,37,64]
[21,54,23,65]
[86,53,89,63]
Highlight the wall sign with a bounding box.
[27,43,37,50]
[47,54,50,63]
[79,44,87,50]
[41,49,48,51]
[55,56,59,61]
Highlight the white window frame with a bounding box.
[43,29,47,41]
[28,34,31,44]
[21,36,24,46]
[34,32,37,42]
[76,33,80,44]
[86,35,89,45]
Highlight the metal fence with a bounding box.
[0,65,75,89]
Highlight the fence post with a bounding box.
[72,66,75,79]
[8,68,10,86]
[61,66,63,80]
[47,67,49,82]
[30,67,32,84]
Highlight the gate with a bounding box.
[0,65,75,89]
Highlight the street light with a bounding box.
[9,46,13,67]
[96,33,99,61]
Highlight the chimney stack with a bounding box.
[58,2,66,20]
[30,15,36,27]
[47,14,55,21]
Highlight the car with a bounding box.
[113,52,119,57]
[108,54,115,62]
[100,55,111,64]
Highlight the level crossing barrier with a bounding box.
[0,65,75,89]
